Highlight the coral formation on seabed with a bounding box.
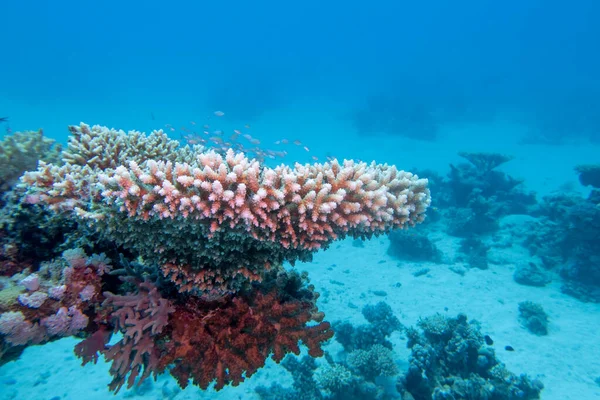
[0,123,431,392]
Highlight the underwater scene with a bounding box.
[1,1,599,399]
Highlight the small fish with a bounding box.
[203,124,210,129]
[190,121,196,125]
[243,134,253,141]
[484,335,494,345]
[293,140,302,146]
[150,112,155,120]
[504,345,515,351]
[303,146,310,152]
[244,124,251,129]
[0,116,9,123]
[281,139,289,144]
[214,111,225,117]
[311,156,319,161]
[250,138,261,145]
[233,129,242,135]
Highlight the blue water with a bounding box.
[2,1,600,399]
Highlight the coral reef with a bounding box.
[574,164,600,189]
[334,301,402,353]
[513,262,551,287]
[518,301,549,336]
[397,313,544,400]
[524,191,600,302]
[0,123,429,393]
[0,129,61,196]
[256,302,403,400]
[419,152,536,239]
[23,123,430,294]
[387,230,442,263]
[0,248,106,362]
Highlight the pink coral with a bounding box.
[79,284,97,301]
[97,154,429,250]
[19,273,40,291]
[23,125,430,294]
[41,306,89,337]
[0,311,46,345]
[48,285,67,300]
[18,291,48,308]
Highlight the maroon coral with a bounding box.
[100,280,175,392]
[156,283,333,390]
[74,272,333,393]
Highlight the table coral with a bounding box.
[2,123,429,392]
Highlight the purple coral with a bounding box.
[41,307,89,337]
[19,273,40,291]
[0,311,46,345]
[18,291,48,308]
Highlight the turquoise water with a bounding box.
[1,1,600,399]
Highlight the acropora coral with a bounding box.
[0,123,430,392]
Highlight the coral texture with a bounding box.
[398,313,544,400]
[5,123,428,393]
[23,123,430,293]
[0,129,61,194]
[74,269,333,393]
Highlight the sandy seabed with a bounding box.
[1,224,599,400]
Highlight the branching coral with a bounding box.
[0,129,61,195]
[4,123,428,393]
[22,123,430,294]
[398,313,544,400]
[74,269,333,393]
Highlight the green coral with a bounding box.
[0,129,61,193]
[315,363,353,392]
[347,344,398,380]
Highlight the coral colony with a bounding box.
[0,124,430,392]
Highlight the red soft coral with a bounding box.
[74,273,333,393]
[98,280,175,392]
[157,286,333,390]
